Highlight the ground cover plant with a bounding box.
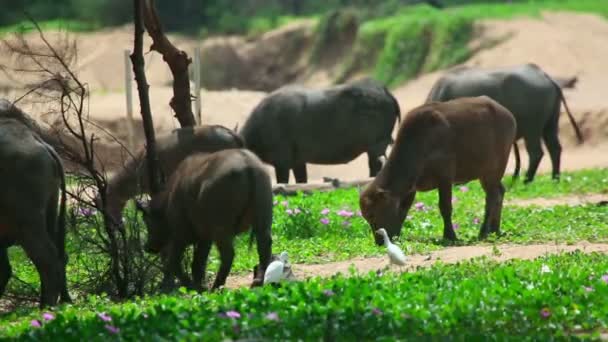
[3,168,607,304]
[1,251,607,340]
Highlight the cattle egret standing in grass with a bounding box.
[264,251,289,284]
[376,228,407,268]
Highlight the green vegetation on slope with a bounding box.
[2,252,607,340]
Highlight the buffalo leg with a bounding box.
[212,239,235,290]
[523,137,544,183]
[191,240,212,292]
[367,153,383,177]
[479,179,504,239]
[490,183,506,234]
[274,165,290,184]
[543,121,562,181]
[512,142,521,179]
[438,182,457,241]
[20,223,62,307]
[160,240,187,293]
[0,248,11,297]
[293,164,308,183]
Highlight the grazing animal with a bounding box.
[376,228,407,267]
[425,63,583,183]
[263,251,288,284]
[239,78,401,184]
[102,125,244,224]
[137,149,273,292]
[0,117,70,307]
[360,96,517,243]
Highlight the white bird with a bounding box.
[264,251,289,284]
[376,228,407,268]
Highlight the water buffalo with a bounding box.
[0,117,70,307]
[239,78,401,184]
[425,63,583,183]
[101,125,244,224]
[360,96,516,243]
[137,149,273,292]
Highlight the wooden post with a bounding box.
[124,49,135,151]
[194,46,202,125]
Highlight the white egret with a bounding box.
[264,251,289,284]
[376,228,407,268]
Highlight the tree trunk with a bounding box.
[132,0,161,195]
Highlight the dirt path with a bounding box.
[506,192,608,207]
[224,241,608,289]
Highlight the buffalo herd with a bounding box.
[0,63,583,306]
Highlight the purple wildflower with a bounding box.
[320,218,330,225]
[540,308,551,319]
[371,308,383,316]
[459,186,469,193]
[265,312,280,321]
[337,209,354,218]
[602,274,608,284]
[105,325,120,334]
[414,202,425,211]
[453,223,460,230]
[321,208,330,215]
[342,220,351,227]
[286,209,293,215]
[473,217,480,225]
[98,312,112,322]
[78,207,96,217]
[323,289,335,297]
[226,310,241,319]
[30,320,41,328]
[42,312,55,321]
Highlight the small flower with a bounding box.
[540,264,552,274]
[78,207,96,217]
[265,312,280,321]
[294,208,301,214]
[320,218,330,225]
[452,223,460,231]
[414,202,425,211]
[337,209,354,218]
[602,274,608,284]
[584,286,594,292]
[105,325,120,334]
[226,310,241,319]
[540,308,551,319]
[142,313,149,319]
[371,308,383,316]
[321,208,330,215]
[98,312,112,322]
[286,209,293,215]
[459,186,469,193]
[323,289,335,297]
[473,217,480,225]
[42,312,55,321]
[281,201,288,207]
[30,320,41,328]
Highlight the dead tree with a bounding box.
[142,0,196,128]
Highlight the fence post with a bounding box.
[124,49,135,151]
[194,46,202,125]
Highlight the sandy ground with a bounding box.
[223,241,608,289]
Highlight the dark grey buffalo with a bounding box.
[239,78,401,184]
[0,114,70,307]
[426,63,583,183]
[137,149,273,292]
[101,125,244,225]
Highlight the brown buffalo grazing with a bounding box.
[101,125,244,224]
[0,117,70,307]
[137,149,273,292]
[360,96,517,244]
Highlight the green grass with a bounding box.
[2,252,607,340]
[341,0,608,86]
[4,168,607,301]
[0,19,97,37]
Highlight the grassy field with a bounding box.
[2,252,607,339]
